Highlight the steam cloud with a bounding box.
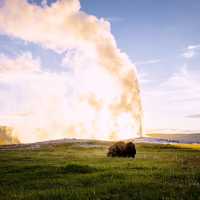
[0,0,143,143]
[0,126,20,145]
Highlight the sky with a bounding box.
[82,0,200,131]
[0,0,200,142]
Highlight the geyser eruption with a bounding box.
[0,0,143,143]
[0,126,20,145]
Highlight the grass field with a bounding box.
[0,141,200,200]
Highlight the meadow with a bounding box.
[0,141,200,200]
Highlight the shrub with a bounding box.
[61,164,97,174]
[107,141,136,158]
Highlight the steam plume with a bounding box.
[0,126,20,145]
[0,0,143,143]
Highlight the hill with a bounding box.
[0,139,200,200]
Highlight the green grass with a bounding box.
[0,142,200,200]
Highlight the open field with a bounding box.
[0,140,200,200]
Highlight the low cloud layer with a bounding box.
[134,59,161,66]
[186,114,200,119]
[141,66,200,130]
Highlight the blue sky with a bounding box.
[81,0,200,131]
[0,0,200,136]
[81,0,200,76]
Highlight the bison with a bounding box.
[107,141,136,158]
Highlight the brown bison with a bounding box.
[107,141,136,158]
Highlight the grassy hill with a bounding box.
[0,140,200,200]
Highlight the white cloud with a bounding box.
[141,66,200,131]
[187,44,200,50]
[182,44,200,59]
[0,52,41,74]
[138,71,154,84]
[182,51,195,59]
[134,59,161,66]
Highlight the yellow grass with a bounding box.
[172,144,200,150]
